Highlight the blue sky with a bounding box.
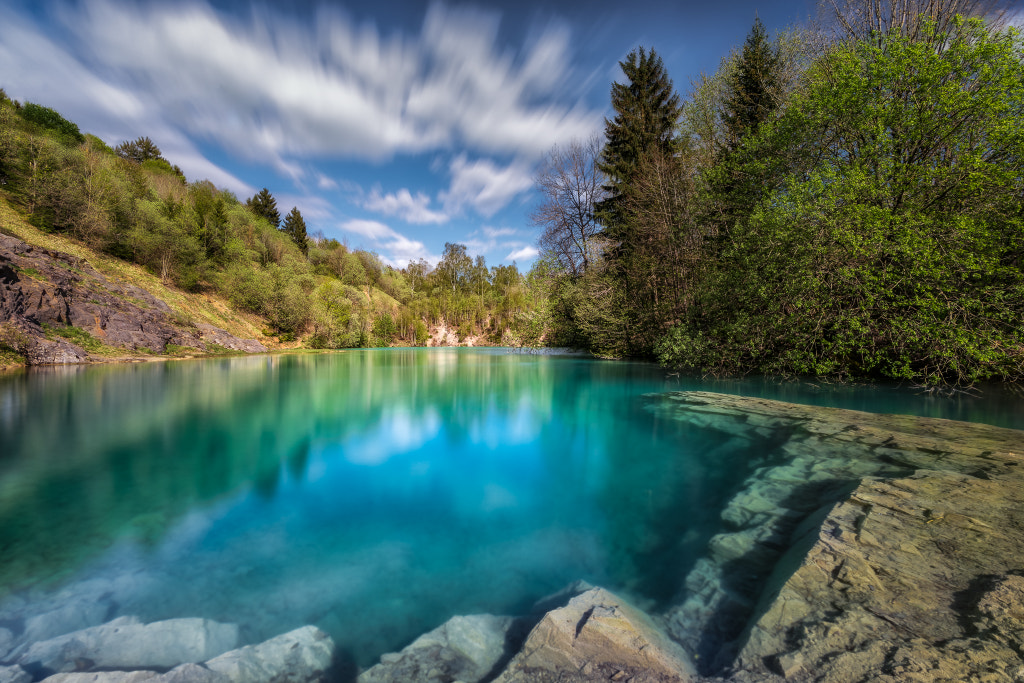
[1,0,815,268]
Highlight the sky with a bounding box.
[0,0,817,269]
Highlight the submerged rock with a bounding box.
[651,391,1024,681]
[205,626,334,683]
[0,665,31,683]
[495,587,697,683]
[20,617,239,677]
[358,614,523,683]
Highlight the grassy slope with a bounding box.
[0,196,278,363]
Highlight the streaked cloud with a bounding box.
[441,156,535,217]
[339,219,437,267]
[40,0,601,174]
[361,188,449,225]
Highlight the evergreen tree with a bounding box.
[246,188,280,228]
[115,136,163,163]
[721,18,781,152]
[595,47,681,244]
[282,206,308,254]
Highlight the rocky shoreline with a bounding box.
[2,393,1022,682]
[0,232,265,366]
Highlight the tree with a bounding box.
[282,206,308,254]
[660,18,1024,385]
[436,242,472,294]
[818,0,1013,49]
[596,47,682,244]
[19,103,84,144]
[115,136,163,163]
[721,18,783,152]
[532,136,607,277]
[246,187,280,228]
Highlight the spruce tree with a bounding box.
[246,188,280,228]
[721,18,781,152]
[282,206,308,254]
[115,136,163,163]
[595,47,681,243]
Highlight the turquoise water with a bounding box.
[1,349,1021,665]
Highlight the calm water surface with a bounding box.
[1,349,1021,664]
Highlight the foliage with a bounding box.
[116,136,162,163]
[659,18,1024,385]
[246,187,280,228]
[282,206,308,254]
[18,103,84,144]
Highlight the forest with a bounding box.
[531,0,1024,386]
[1,0,1022,386]
[0,97,542,350]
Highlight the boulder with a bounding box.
[23,599,113,643]
[358,614,522,683]
[20,617,239,677]
[0,665,30,683]
[495,587,697,683]
[39,664,228,683]
[204,626,333,683]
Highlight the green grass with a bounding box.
[41,323,123,356]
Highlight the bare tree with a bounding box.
[532,136,608,278]
[818,0,1012,48]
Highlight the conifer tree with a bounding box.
[595,47,681,243]
[115,136,163,163]
[721,18,782,152]
[246,188,280,228]
[282,206,308,254]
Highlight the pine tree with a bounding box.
[721,18,781,152]
[115,136,163,163]
[282,206,308,254]
[595,47,681,246]
[246,188,280,228]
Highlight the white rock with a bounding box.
[205,626,333,683]
[21,617,238,675]
[0,664,31,683]
[24,600,112,643]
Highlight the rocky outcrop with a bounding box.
[0,233,265,363]
[204,626,335,683]
[496,587,697,683]
[649,392,1024,682]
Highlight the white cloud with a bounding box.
[23,0,602,175]
[441,156,535,217]
[362,188,449,224]
[483,227,518,238]
[506,246,539,262]
[317,175,339,190]
[339,219,437,267]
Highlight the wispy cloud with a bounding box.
[506,246,539,262]
[361,188,449,224]
[25,0,601,176]
[441,156,535,217]
[339,219,437,267]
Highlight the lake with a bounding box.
[1,348,1021,667]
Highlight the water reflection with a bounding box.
[0,350,1021,664]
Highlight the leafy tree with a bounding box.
[819,0,1013,49]
[660,18,1024,385]
[18,103,85,144]
[282,206,308,254]
[436,242,472,294]
[246,187,280,228]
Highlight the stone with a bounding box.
[495,587,697,683]
[24,599,113,643]
[0,665,31,683]
[0,232,265,362]
[20,617,239,677]
[0,628,15,661]
[204,625,333,683]
[358,615,521,683]
[38,665,229,683]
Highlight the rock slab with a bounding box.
[496,587,698,683]
[20,617,239,677]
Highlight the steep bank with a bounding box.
[0,200,268,366]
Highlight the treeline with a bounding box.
[532,0,1024,386]
[0,92,541,348]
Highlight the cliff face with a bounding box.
[0,232,265,364]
